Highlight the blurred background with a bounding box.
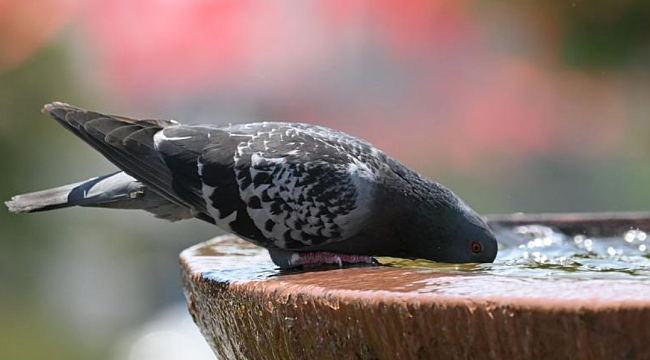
[1,0,650,359]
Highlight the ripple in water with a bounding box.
[379,225,650,279]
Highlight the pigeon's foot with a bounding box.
[291,252,374,267]
[268,249,375,269]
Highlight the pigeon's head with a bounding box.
[403,184,498,264]
[439,199,498,263]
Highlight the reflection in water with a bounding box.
[379,225,650,279]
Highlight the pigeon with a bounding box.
[6,103,498,268]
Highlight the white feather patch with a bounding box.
[153,128,192,149]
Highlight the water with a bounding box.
[378,225,650,279]
[185,226,650,282]
[183,230,650,302]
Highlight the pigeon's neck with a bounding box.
[393,167,453,210]
[382,166,460,248]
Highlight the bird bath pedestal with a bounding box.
[180,213,650,360]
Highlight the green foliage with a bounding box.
[0,42,106,360]
[558,1,650,68]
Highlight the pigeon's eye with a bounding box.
[471,241,482,254]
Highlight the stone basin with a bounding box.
[180,213,650,360]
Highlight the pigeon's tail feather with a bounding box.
[5,171,192,221]
[6,182,83,213]
[6,171,139,212]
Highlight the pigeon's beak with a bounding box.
[483,234,499,263]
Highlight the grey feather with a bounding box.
[5,171,191,221]
[43,103,191,210]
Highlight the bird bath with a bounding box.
[180,212,650,360]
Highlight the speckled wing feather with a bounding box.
[194,123,383,249]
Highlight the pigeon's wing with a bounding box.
[200,123,379,250]
[43,103,212,221]
[148,124,271,243]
